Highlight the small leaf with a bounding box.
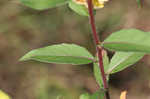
[103,50,110,71]
[102,29,150,53]
[0,90,11,99]
[20,43,94,65]
[136,0,142,8]
[80,90,105,99]
[106,52,145,74]
[20,0,69,10]
[80,93,90,99]
[68,1,89,16]
[94,62,103,87]
[90,89,105,99]
[94,50,109,87]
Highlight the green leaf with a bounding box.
[94,51,109,87]
[20,43,94,65]
[80,90,105,99]
[80,93,90,99]
[136,0,142,8]
[20,0,69,10]
[68,1,89,16]
[0,90,11,99]
[106,52,145,74]
[102,29,150,53]
[103,51,110,71]
[94,62,103,87]
[90,89,105,99]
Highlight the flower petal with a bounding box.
[120,91,127,99]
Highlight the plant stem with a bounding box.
[87,0,110,99]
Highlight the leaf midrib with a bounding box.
[106,53,133,74]
[24,55,95,61]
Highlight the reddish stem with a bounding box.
[87,0,110,99]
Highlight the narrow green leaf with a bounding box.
[0,90,11,99]
[20,43,94,65]
[103,51,110,72]
[102,29,150,53]
[80,93,90,99]
[20,0,70,10]
[106,52,145,74]
[90,89,105,99]
[136,0,142,8]
[94,62,103,87]
[94,51,109,87]
[68,1,89,16]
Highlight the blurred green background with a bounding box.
[0,0,150,99]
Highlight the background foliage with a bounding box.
[0,0,150,99]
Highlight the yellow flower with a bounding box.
[120,91,127,99]
[73,0,108,9]
[0,90,10,99]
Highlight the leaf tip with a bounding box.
[19,52,32,62]
[19,55,28,62]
